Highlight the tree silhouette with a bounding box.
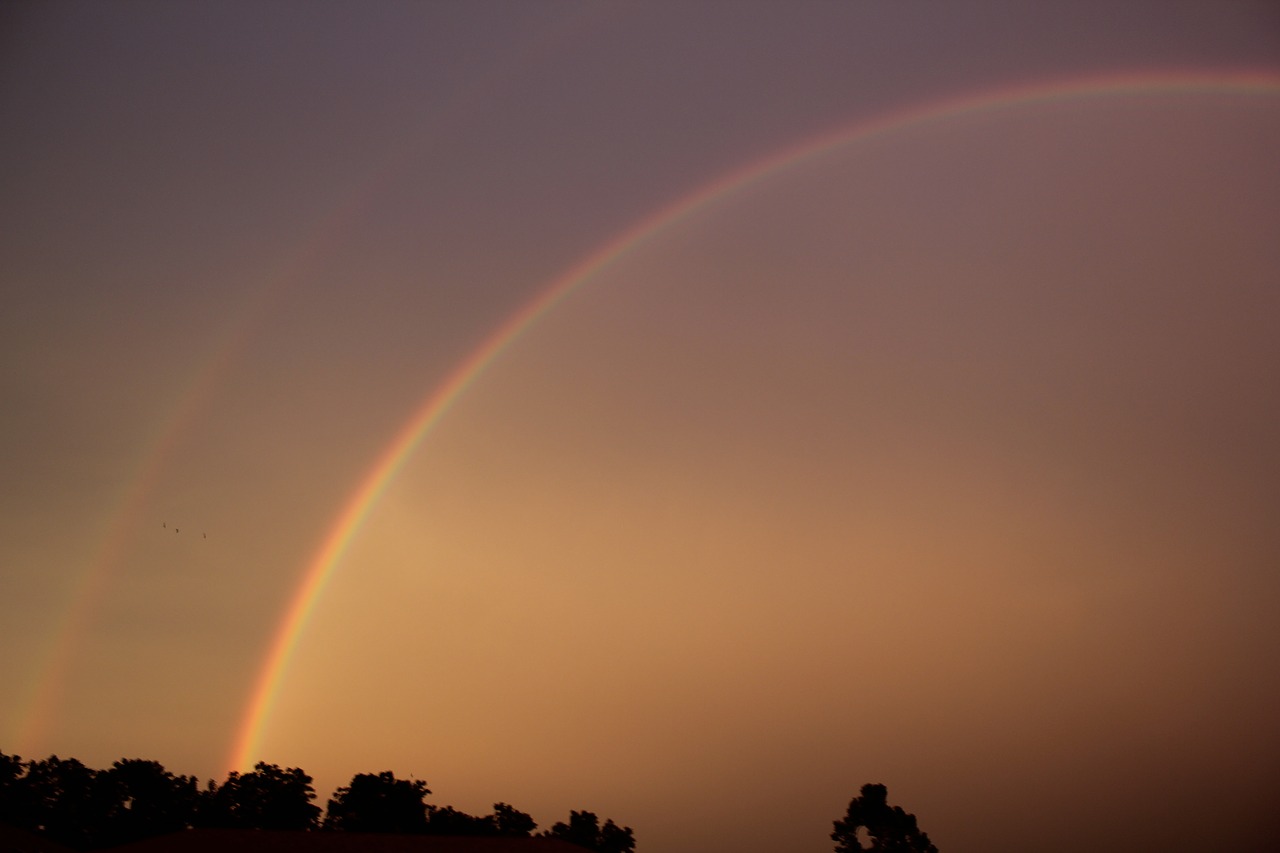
[324,771,429,833]
[489,801,537,836]
[422,803,537,837]
[544,810,636,853]
[98,759,199,846]
[0,752,202,847]
[17,755,110,849]
[424,804,494,835]
[197,762,319,831]
[597,818,636,853]
[0,751,28,828]
[832,783,936,853]
[0,751,613,849]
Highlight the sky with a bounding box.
[2,2,1279,851]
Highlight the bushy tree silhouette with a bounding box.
[324,771,429,833]
[320,773,539,838]
[98,759,199,846]
[832,783,936,853]
[419,802,539,836]
[424,804,493,835]
[197,762,319,831]
[544,810,635,853]
[490,801,537,836]
[17,755,108,849]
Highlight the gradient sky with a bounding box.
[3,3,1279,852]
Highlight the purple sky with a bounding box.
[2,3,1279,852]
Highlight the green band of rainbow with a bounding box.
[228,67,1280,773]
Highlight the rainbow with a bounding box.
[227,67,1280,772]
[6,8,596,754]
[7,187,382,754]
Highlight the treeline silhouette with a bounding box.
[0,752,634,852]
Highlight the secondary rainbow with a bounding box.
[7,25,581,754]
[10,10,620,759]
[228,67,1280,772]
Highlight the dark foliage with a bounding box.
[489,801,538,837]
[832,783,937,853]
[195,762,320,831]
[423,805,491,835]
[543,810,635,853]
[0,751,595,850]
[17,755,104,849]
[96,759,200,846]
[408,801,539,837]
[324,771,429,833]
[0,751,26,825]
[0,754,319,847]
[321,770,536,837]
[0,754,200,849]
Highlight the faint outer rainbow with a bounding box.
[8,8,607,756]
[9,186,381,754]
[228,67,1280,772]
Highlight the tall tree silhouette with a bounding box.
[324,771,429,833]
[197,762,319,831]
[832,783,936,853]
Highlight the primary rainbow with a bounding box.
[228,67,1280,772]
